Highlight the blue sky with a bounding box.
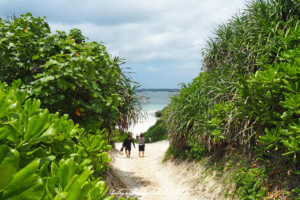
[0,0,245,88]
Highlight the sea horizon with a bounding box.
[128,91,176,136]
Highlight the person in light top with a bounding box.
[138,133,145,157]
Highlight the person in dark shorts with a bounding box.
[122,133,135,158]
[138,133,145,157]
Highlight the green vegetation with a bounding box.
[143,119,166,143]
[0,81,113,199]
[0,13,141,200]
[135,89,179,92]
[163,0,300,198]
[196,150,269,199]
[0,13,146,138]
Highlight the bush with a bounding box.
[187,144,209,161]
[143,119,166,143]
[0,80,114,199]
[0,13,146,137]
[164,0,300,198]
[164,0,300,160]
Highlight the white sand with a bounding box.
[109,140,234,200]
[127,114,158,138]
[128,121,156,137]
[110,141,191,200]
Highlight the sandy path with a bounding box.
[109,140,195,200]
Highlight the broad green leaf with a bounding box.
[0,145,10,164]
[65,180,81,200]
[86,66,96,78]
[46,175,58,193]
[40,164,48,178]
[1,148,20,169]
[78,182,90,200]
[103,145,112,151]
[45,60,57,68]
[65,158,75,179]
[0,90,5,100]
[57,79,69,91]
[63,174,79,193]
[0,100,8,119]
[1,57,11,65]
[57,165,69,191]
[51,162,59,176]
[3,159,41,199]
[89,187,100,200]
[91,136,100,150]
[43,195,52,200]
[24,98,41,117]
[3,124,22,145]
[24,109,49,141]
[3,174,44,200]
[53,192,67,200]
[32,55,39,60]
[98,181,108,198]
[32,124,57,144]
[0,128,9,140]
[78,168,93,185]
[0,164,16,192]
[103,196,114,200]
[26,147,46,158]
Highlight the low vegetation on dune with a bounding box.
[0,13,142,200]
[163,0,300,198]
[143,119,166,143]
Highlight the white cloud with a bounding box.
[0,0,246,87]
[175,62,200,69]
[145,67,161,72]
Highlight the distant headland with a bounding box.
[135,88,179,92]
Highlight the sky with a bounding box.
[0,0,246,88]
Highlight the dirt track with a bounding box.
[108,140,231,200]
[109,140,196,200]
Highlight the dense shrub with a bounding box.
[0,13,140,200]
[164,0,300,198]
[165,0,300,161]
[143,119,166,143]
[0,13,146,137]
[0,80,114,199]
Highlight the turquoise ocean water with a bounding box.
[145,91,172,120]
[129,91,175,135]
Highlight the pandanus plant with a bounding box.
[165,0,300,159]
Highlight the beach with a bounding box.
[127,91,172,137]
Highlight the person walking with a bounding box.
[138,133,145,157]
[136,134,139,143]
[122,133,135,158]
[149,136,151,143]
